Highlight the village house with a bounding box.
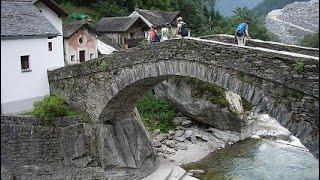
[63,20,98,65]
[1,0,68,114]
[95,16,149,48]
[97,35,122,55]
[129,8,182,35]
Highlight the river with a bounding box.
[183,138,319,180]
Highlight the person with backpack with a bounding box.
[160,23,170,42]
[148,25,158,44]
[175,17,189,38]
[234,21,251,46]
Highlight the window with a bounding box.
[21,55,30,72]
[79,37,83,44]
[48,42,52,51]
[90,53,94,60]
[71,55,75,62]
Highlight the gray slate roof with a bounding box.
[135,8,180,26]
[95,16,140,32]
[1,0,61,38]
[63,20,95,38]
[97,35,123,50]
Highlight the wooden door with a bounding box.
[79,50,85,62]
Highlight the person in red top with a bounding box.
[148,25,157,44]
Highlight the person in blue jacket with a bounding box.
[234,21,251,46]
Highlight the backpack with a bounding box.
[236,23,247,37]
[179,23,188,37]
[156,32,162,42]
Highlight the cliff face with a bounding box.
[265,0,319,45]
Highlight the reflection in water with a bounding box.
[183,138,319,180]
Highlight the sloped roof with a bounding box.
[33,0,68,17]
[97,35,123,50]
[134,8,180,26]
[95,16,140,32]
[1,0,61,38]
[63,20,95,38]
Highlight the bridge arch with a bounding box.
[48,37,319,158]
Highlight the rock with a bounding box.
[190,136,197,144]
[175,144,188,150]
[163,148,176,154]
[174,130,185,138]
[155,133,166,142]
[153,129,161,136]
[184,130,194,138]
[154,79,246,132]
[152,140,162,148]
[188,169,205,174]
[181,120,192,126]
[175,136,186,142]
[168,130,175,136]
[200,135,210,142]
[164,140,176,148]
[265,0,319,45]
[173,117,184,125]
[225,91,244,115]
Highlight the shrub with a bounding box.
[137,91,176,133]
[300,31,319,48]
[293,59,305,74]
[31,95,76,124]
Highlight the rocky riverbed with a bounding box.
[148,109,314,179]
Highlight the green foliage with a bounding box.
[22,95,91,124]
[300,31,319,48]
[293,59,305,74]
[241,97,253,112]
[30,95,77,124]
[137,91,176,133]
[100,61,109,71]
[60,1,100,24]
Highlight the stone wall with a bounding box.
[1,115,156,180]
[200,34,319,57]
[47,37,319,158]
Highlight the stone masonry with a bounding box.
[48,37,319,159]
[1,115,156,180]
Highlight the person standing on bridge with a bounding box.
[148,25,158,44]
[175,17,189,38]
[234,21,251,46]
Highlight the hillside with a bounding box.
[265,0,319,45]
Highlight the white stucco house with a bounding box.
[1,0,68,114]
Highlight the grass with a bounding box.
[137,91,176,133]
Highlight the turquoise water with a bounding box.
[184,138,319,180]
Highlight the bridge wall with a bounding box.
[200,34,319,57]
[48,38,319,158]
[1,115,156,180]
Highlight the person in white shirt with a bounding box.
[160,23,170,42]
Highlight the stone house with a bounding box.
[95,16,149,48]
[129,8,182,35]
[63,20,98,65]
[1,0,68,114]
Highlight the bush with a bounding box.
[300,31,319,48]
[137,91,176,133]
[31,95,77,124]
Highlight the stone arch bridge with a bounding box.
[48,37,319,176]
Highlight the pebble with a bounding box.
[181,120,192,126]
[153,129,161,136]
[184,130,193,138]
[165,140,176,148]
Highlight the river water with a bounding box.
[183,138,319,180]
